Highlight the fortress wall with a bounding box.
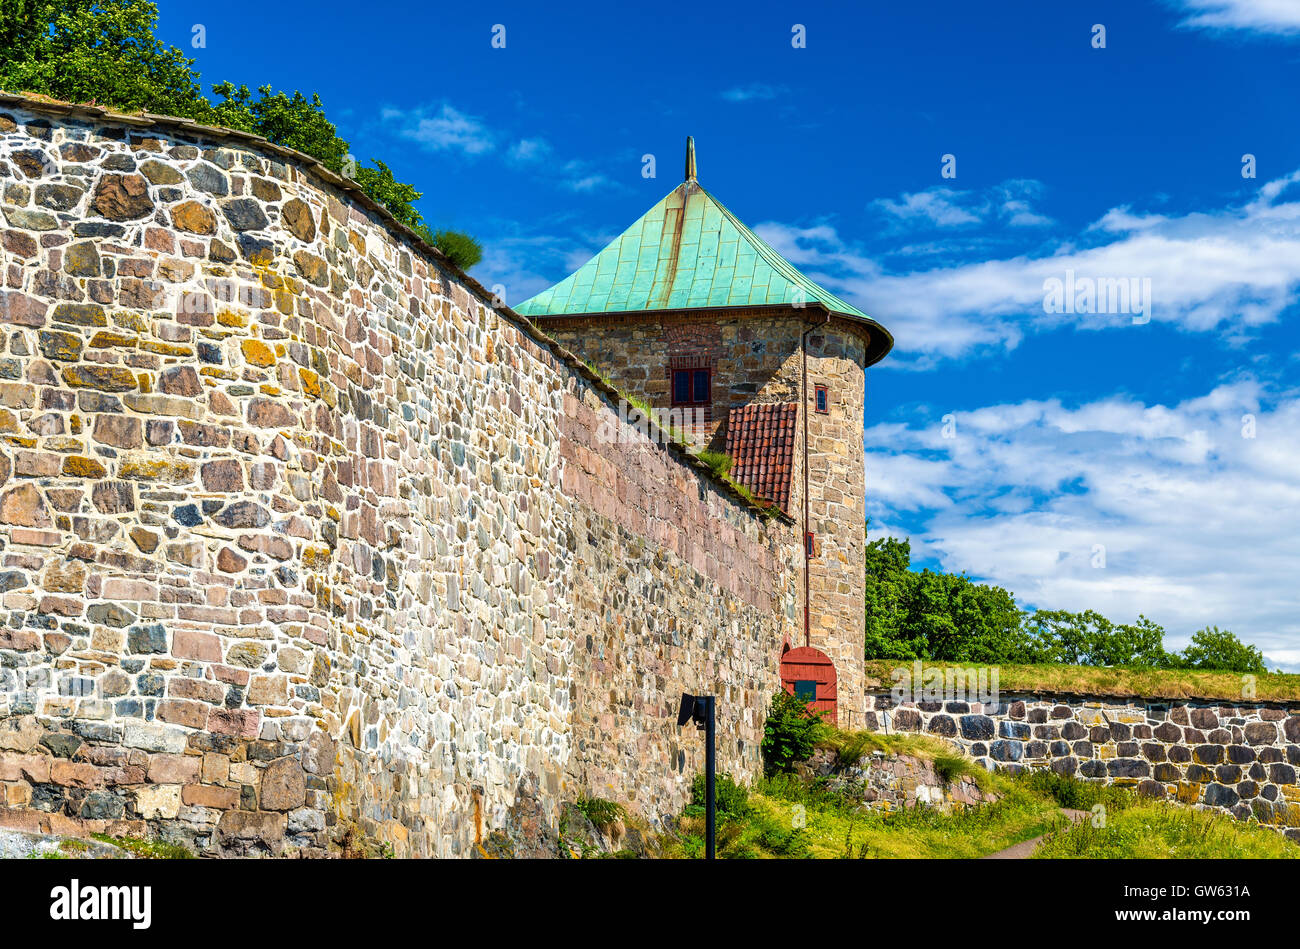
[0,100,796,856]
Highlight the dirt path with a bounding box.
[980,808,1089,860]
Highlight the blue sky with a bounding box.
[156,0,1300,666]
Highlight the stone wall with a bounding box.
[867,690,1300,839]
[801,746,994,814]
[0,96,799,856]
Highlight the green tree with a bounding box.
[208,83,350,172]
[1022,609,1177,667]
[0,0,206,115]
[0,0,482,270]
[1179,626,1266,673]
[864,534,1032,662]
[864,536,921,659]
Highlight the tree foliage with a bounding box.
[864,530,1271,673]
[0,0,203,115]
[1179,625,1267,674]
[0,0,481,269]
[865,536,1032,663]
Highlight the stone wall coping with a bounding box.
[0,89,787,524]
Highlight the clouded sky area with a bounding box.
[156,0,1300,667]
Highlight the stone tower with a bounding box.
[517,139,892,727]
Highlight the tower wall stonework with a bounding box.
[0,101,798,856]
[802,324,868,728]
[541,313,872,727]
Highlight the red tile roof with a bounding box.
[725,403,798,513]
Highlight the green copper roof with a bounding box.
[515,139,892,364]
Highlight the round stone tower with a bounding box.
[516,139,892,727]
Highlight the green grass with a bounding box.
[863,660,1300,703]
[751,771,1058,859]
[695,449,733,479]
[90,833,193,860]
[658,757,1300,859]
[1034,800,1300,859]
[574,796,627,828]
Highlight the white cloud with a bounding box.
[1168,0,1300,35]
[871,180,1054,230]
[873,188,983,227]
[720,83,788,102]
[758,169,1300,366]
[865,381,1300,664]
[508,138,552,164]
[474,234,574,307]
[564,172,610,193]
[384,104,495,155]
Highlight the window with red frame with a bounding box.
[814,384,829,414]
[671,367,711,407]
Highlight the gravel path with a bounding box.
[980,808,1090,860]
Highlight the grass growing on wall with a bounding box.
[862,660,1300,703]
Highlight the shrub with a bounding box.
[688,771,749,819]
[427,229,484,271]
[1018,770,1132,813]
[762,691,828,775]
[931,754,967,786]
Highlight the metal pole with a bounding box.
[705,695,716,860]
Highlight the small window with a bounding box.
[805,531,815,558]
[670,367,711,406]
[815,384,829,414]
[793,680,817,703]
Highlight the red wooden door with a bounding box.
[780,646,838,723]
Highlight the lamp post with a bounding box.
[677,692,716,860]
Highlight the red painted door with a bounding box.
[780,646,838,723]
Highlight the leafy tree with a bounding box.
[1179,626,1266,674]
[864,536,921,659]
[353,159,424,227]
[1022,609,1176,668]
[864,535,1032,662]
[0,0,481,269]
[761,691,826,775]
[0,0,206,115]
[208,83,350,172]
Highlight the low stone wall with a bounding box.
[866,691,1300,840]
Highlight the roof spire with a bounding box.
[684,135,697,181]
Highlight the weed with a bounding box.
[90,833,193,860]
[575,796,627,828]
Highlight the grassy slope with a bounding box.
[1034,802,1299,859]
[864,660,1300,703]
[752,774,1059,859]
[658,759,1300,859]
